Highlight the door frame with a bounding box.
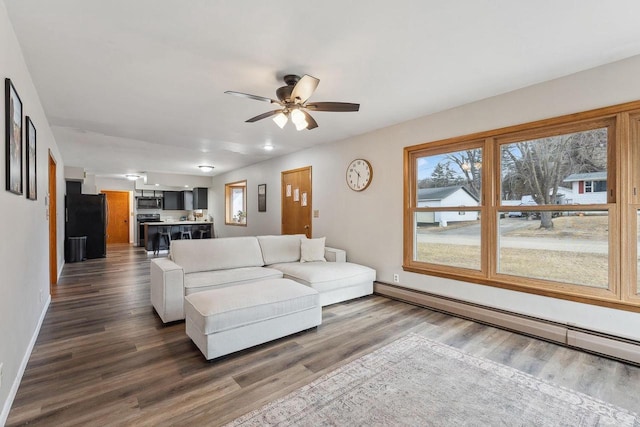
[48,150,57,289]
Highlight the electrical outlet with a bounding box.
[313,210,319,218]
[393,274,400,283]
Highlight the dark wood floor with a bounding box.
[7,244,640,425]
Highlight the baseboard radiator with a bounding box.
[375,282,640,366]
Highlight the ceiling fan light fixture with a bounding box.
[294,119,308,131]
[198,165,214,172]
[290,109,308,131]
[226,74,359,131]
[273,112,288,129]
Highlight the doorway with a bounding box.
[281,166,312,238]
[48,151,57,290]
[102,190,130,244]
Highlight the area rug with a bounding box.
[226,333,639,426]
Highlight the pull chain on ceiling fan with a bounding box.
[225,74,359,130]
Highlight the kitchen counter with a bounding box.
[145,221,212,226]
[144,222,213,252]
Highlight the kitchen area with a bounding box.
[136,186,214,252]
[63,168,215,261]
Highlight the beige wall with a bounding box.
[212,54,640,342]
[0,1,65,422]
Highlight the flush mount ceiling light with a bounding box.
[263,143,274,151]
[125,174,140,181]
[198,165,214,172]
[225,74,360,131]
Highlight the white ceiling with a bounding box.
[5,0,640,179]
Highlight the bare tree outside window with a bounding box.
[501,128,607,229]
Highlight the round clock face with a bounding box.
[346,159,373,191]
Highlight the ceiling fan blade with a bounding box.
[225,91,279,104]
[245,109,283,123]
[301,110,318,130]
[290,75,319,104]
[305,102,360,112]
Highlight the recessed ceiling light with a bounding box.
[264,144,274,151]
[155,183,159,187]
[199,165,214,172]
[184,185,189,188]
[125,174,140,181]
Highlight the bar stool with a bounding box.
[180,225,192,240]
[153,226,172,255]
[197,225,211,239]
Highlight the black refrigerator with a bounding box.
[65,193,107,260]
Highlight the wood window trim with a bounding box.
[224,180,247,226]
[404,100,640,313]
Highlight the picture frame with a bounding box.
[258,183,267,212]
[5,78,23,195]
[26,116,37,200]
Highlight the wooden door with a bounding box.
[281,166,312,237]
[48,151,57,289]
[102,191,130,244]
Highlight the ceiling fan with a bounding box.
[225,74,359,130]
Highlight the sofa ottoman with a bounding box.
[184,278,322,360]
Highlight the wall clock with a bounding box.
[346,159,373,192]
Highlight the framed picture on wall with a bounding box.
[5,78,23,195]
[258,183,267,212]
[26,116,37,200]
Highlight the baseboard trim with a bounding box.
[374,282,640,365]
[1,294,51,426]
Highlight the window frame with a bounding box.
[405,139,488,278]
[404,101,640,312]
[224,180,247,226]
[624,113,640,305]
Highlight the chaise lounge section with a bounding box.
[150,234,376,323]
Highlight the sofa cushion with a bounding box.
[300,237,326,263]
[184,267,283,295]
[270,262,376,293]
[170,237,264,274]
[184,278,319,334]
[257,234,305,265]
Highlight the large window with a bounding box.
[404,102,640,311]
[496,124,612,291]
[225,180,247,226]
[413,144,483,272]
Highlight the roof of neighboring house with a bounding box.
[564,171,607,182]
[417,186,479,202]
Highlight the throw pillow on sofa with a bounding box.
[300,237,326,263]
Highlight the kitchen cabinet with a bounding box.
[181,191,193,210]
[193,187,208,209]
[163,191,180,210]
[164,190,193,210]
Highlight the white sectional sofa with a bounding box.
[150,234,376,323]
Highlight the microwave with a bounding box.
[136,197,162,209]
